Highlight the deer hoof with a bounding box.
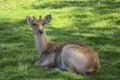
[35,60,41,66]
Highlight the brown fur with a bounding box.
[38,42,99,74]
[26,15,100,75]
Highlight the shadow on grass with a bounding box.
[32,0,120,14]
[0,18,37,70]
[44,25,120,80]
[7,70,85,80]
[46,26,120,47]
[0,18,33,43]
[0,23,120,79]
[0,0,120,79]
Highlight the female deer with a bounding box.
[26,14,99,75]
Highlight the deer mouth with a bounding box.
[38,29,44,34]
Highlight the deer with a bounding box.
[26,14,100,75]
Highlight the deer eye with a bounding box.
[33,23,36,26]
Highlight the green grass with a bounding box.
[0,0,120,80]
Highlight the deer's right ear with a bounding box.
[42,14,52,25]
[26,16,33,26]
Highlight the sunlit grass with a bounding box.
[0,0,120,80]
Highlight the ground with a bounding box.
[0,0,120,80]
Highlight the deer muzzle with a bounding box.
[38,29,43,34]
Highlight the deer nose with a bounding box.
[38,29,43,34]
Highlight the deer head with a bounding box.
[26,14,52,34]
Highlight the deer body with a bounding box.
[26,15,99,75]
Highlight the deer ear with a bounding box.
[26,16,33,26]
[42,14,52,25]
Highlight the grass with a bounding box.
[0,0,120,80]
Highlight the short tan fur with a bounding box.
[26,14,100,75]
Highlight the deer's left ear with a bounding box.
[26,16,33,26]
[42,14,52,25]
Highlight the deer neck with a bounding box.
[34,32,49,56]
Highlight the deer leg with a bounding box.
[67,66,77,74]
[35,59,49,67]
[35,60,43,66]
[64,61,77,74]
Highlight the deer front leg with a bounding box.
[35,55,55,67]
[35,59,43,66]
[35,59,55,69]
[35,59,50,67]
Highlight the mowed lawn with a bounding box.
[0,0,120,80]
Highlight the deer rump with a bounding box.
[36,43,99,74]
